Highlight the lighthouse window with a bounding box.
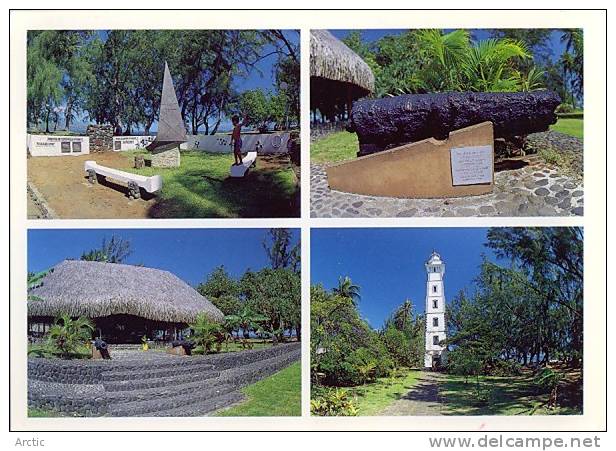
[433,318,438,327]
[433,335,439,345]
[432,285,437,293]
[432,300,438,309]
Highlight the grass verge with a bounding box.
[123,151,298,218]
[311,132,359,164]
[216,361,301,416]
[550,118,583,139]
[344,368,422,416]
[439,373,581,416]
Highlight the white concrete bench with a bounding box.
[84,160,162,199]
[229,151,257,178]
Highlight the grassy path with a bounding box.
[377,372,443,416]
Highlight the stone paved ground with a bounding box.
[378,372,443,416]
[311,131,584,218]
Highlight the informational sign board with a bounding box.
[181,132,291,154]
[450,145,493,186]
[28,135,90,157]
[113,136,155,151]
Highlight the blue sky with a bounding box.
[28,228,300,287]
[311,228,499,329]
[330,29,568,63]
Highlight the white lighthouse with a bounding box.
[424,251,447,369]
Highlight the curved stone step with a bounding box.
[102,361,215,381]
[219,349,301,388]
[104,369,220,392]
[105,374,226,404]
[108,383,237,417]
[136,390,245,417]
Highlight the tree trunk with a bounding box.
[45,109,50,133]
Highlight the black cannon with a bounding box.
[93,338,111,360]
[347,91,561,156]
[171,339,195,356]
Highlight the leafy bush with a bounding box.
[533,367,563,408]
[42,314,94,359]
[189,313,227,354]
[490,359,523,376]
[556,103,574,114]
[381,326,414,368]
[310,387,358,416]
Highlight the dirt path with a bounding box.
[378,372,444,416]
[27,153,155,219]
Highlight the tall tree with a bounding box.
[262,228,300,272]
[80,235,132,263]
[332,276,361,307]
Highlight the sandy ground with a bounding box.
[27,153,156,219]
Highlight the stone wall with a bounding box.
[310,121,347,141]
[27,342,301,417]
[87,124,114,152]
[28,358,109,384]
[151,147,181,168]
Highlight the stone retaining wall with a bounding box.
[87,124,114,152]
[28,358,109,384]
[28,342,301,416]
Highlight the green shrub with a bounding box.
[533,367,563,407]
[310,387,358,416]
[188,313,227,354]
[490,359,523,376]
[37,314,95,359]
[556,103,574,114]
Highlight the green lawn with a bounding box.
[123,151,299,218]
[439,373,580,416]
[344,369,422,416]
[311,132,358,164]
[28,407,62,417]
[550,118,584,139]
[216,361,301,416]
[312,119,583,167]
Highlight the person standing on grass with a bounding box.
[230,114,248,166]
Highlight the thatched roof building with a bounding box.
[28,260,224,343]
[310,30,375,122]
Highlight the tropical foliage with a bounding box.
[196,228,301,348]
[188,313,227,354]
[340,29,583,107]
[311,227,583,414]
[80,235,132,263]
[29,314,95,359]
[27,30,299,134]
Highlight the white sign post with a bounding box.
[450,145,493,186]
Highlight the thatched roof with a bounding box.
[310,29,375,95]
[28,260,224,324]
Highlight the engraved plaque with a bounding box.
[450,145,493,186]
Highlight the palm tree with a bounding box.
[332,276,361,306]
[225,305,269,348]
[393,299,414,331]
[559,29,583,103]
[415,29,537,93]
[189,313,226,354]
[47,314,94,359]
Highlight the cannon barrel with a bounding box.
[348,91,561,156]
[172,339,195,355]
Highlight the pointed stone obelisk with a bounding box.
[148,61,186,167]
